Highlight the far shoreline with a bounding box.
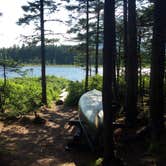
[22,64,79,67]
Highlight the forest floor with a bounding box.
[0,105,97,166]
[0,104,165,166]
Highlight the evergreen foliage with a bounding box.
[0,45,76,65]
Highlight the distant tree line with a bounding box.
[0,45,77,65]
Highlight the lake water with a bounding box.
[0,66,150,81]
[0,66,103,81]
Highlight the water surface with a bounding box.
[0,65,86,81]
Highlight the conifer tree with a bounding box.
[125,0,138,127]
[150,0,166,141]
[17,0,58,104]
[103,0,117,165]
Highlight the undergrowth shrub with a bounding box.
[65,75,102,106]
[0,76,69,118]
[88,74,102,91]
[65,81,84,106]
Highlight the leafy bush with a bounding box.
[88,74,102,91]
[65,75,103,106]
[0,76,69,118]
[46,76,69,105]
[65,81,84,106]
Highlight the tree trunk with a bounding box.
[3,64,7,87]
[123,0,128,81]
[2,52,7,87]
[85,0,89,91]
[40,0,47,105]
[89,53,92,76]
[123,0,128,115]
[125,0,138,127]
[1,55,7,113]
[116,35,122,96]
[95,0,100,75]
[137,29,143,106]
[150,0,166,140]
[102,0,116,165]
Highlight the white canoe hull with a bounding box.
[78,89,103,134]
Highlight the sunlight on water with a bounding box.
[0,66,102,81]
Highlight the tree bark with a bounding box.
[3,64,6,87]
[123,0,128,81]
[85,0,89,92]
[117,35,122,95]
[40,0,47,105]
[125,0,138,127]
[150,0,166,140]
[102,0,116,165]
[137,29,143,105]
[95,0,100,75]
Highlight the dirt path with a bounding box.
[0,105,165,166]
[0,106,95,166]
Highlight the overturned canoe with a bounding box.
[78,89,103,137]
[77,89,122,151]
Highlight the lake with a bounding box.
[0,65,103,81]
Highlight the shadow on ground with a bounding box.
[1,106,165,166]
[0,106,97,166]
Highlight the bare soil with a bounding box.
[0,105,96,166]
[0,105,165,166]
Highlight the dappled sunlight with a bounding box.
[2,125,29,135]
[64,123,75,134]
[58,163,75,166]
[46,121,61,129]
[30,157,76,166]
[0,122,4,132]
[0,105,96,166]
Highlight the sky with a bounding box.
[0,0,69,48]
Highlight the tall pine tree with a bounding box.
[125,0,138,127]
[150,0,166,141]
[102,0,116,165]
[17,0,58,104]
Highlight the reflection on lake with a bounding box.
[0,65,103,81]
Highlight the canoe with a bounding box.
[77,90,124,151]
[78,89,103,139]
